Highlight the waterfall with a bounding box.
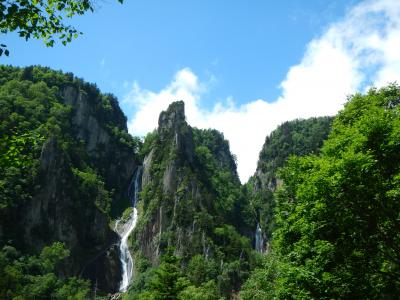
[114,166,142,292]
[255,222,264,253]
[128,166,142,207]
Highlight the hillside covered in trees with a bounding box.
[241,84,400,299]
[0,65,141,297]
[0,65,399,299]
[245,116,333,252]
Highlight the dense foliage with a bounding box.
[0,242,89,299]
[247,117,333,247]
[0,0,124,55]
[124,248,223,300]
[192,128,248,229]
[256,116,333,186]
[3,65,398,299]
[241,84,400,299]
[0,65,138,229]
[0,65,141,296]
[127,103,256,299]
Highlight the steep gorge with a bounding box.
[0,65,338,299]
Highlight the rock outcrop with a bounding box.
[135,101,199,263]
[132,102,252,296]
[0,66,139,294]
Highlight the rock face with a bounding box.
[157,101,195,166]
[26,85,137,293]
[63,86,110,152]
[21,135,121,292]
[62,86,137,214]
[131,102,251,296]
[0,67,139,294]
[48,85,137,293]
[135,101,199,264]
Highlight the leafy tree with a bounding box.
[0,242,90,299]
[185,254,218,286]
[178,280,222,300]
[148,249,188,299]
[0,0,124,56]
[246,116,333,245]
[240,253,278,300]
[72,167,112,214]
[241,84,400,299]
[132,248,189,300]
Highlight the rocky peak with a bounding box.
[158,101,186,135]
[157,101,194,165]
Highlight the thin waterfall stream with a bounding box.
[114,166,142,292]
[255,222,264,253]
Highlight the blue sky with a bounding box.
[3,0,400,181]
[3,0,358,105]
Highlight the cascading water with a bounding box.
[255,222,264,253]
[114,166,142,292]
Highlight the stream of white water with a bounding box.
[114,208,138,292]
[114,166,142,292]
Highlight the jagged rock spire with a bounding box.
[158,100,186,133]
[157,101,194,165]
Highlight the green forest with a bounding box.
[241,85,400,299]
[0,65,399,299]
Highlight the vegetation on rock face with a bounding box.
[2,64,399,299]
[256,116,333,188]
[241,84,400,299]
[246,116,333,250]
[0,64,140,217]
[0,65,141,295]
[127,102,256,299]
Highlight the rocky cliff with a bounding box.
[129,101,254,298]
[0,66,334,298]
[135,102,212,262]
[0,66,139,294]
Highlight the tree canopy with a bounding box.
[0,242,90,299]
[0,0,123,56]
[241,84,400,299]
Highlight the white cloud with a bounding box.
[124,68,206,135]
[124,0,400,183]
